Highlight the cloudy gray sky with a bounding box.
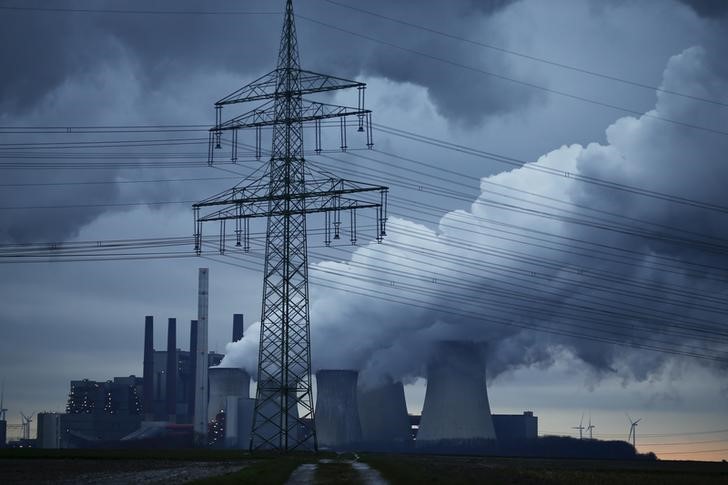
[1,0,727,460]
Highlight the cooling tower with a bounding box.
[358,382,412,445]
[358,380,411,448]
[208,367,250,421]
[165,318,177,422]
[416,341,496,446]
[143,316,154,420]
[224,396,255,449]
[315,370,362,449]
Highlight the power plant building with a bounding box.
[492,411,538,442]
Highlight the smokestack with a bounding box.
[188,319,198,422]
[166,318,177,422]
[315,370,362,449]
[358,380,411,449]
[143,316,154,420]
[232,314,244,343]
[193,268,210,445]
[416,341,496,446]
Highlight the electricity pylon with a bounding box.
[193,0,388,452]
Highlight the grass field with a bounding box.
[1,449,726,484]
[362,453,728,485]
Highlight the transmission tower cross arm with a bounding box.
[194,178,386,209]
[193,179,388,253]
[215,99,370,131]
[216,69,365,106]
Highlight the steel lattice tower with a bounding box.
[193,0,388,451]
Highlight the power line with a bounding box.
[297,16,728,138]
[375,124,728,214]
[209,252,728,364]
[0,176,239,188]
[320,0,728,108]
[0,5,280,16]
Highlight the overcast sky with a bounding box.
[1,0,727,460]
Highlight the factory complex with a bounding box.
[25,315,537,452]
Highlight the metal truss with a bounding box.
[193,0,387,452]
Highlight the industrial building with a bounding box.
[36,313,242,448]
[492,411,538,442]
[32,303,541,452]
[142,316,224,423]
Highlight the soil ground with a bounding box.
[1,449,726,484]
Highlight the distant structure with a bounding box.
[193,0,387,452]
[144,316,223,422]
[315,370,362,449]
[416,341,497,448]
[208,368,250,422]
[36,413,61,448]
[0,380,7,448]
[193,268,210,446]
[358,380,411,450]
[587,415,596,440]
[573,413,585,440]
[142,316,155,421]
[165,318,178,422]
[492,412,538,443]
[60,376,144,446]
[627,415,641,447]
[232,314,244,343]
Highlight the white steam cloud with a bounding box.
[221,46,728,387]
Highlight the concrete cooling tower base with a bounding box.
[315,370,362,450]
[416,341,497,453]
[358,380,413,452]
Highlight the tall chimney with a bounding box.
[193,268,210,445]
[166,318,177,422]
[232,314,244,342]
[188,319,198,423]
[143,316,154,420]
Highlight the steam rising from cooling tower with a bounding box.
[417,341,496,446]
[221,44,728,390]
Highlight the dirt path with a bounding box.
[285,457,388,485]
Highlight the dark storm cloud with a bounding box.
[678,0,728,18]
[0,0,534,242]
[0,0,527,121]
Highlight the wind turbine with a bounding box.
[627,414,641,448]
[0,380,7,421]
[20,412,33,440]
[586,414,595,440]
[572,412,585,440]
